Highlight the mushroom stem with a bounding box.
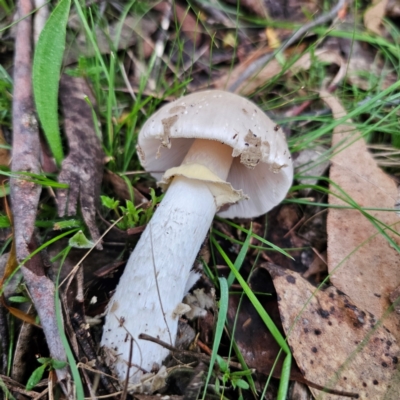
[181,138,233,180]
[101,139,233,383]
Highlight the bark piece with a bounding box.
[265,263,400,400]
[322,92,400,341]
[57,74,104,249]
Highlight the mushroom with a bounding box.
[101,90,293,384]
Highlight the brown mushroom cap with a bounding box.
[137,90,293,218]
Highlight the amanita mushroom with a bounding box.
[101,90,293,384]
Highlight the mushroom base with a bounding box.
[101,176,217,385]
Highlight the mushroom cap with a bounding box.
[137,90,293,218]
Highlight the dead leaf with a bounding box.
[227,279,287,378]
[215,48,345,95]
[364,0,389,35]
[174,3,203,47]
[240,0,269,18]
[303,250,327,280]
[290,50,346,89]
[324,34,397,91]
[0,299,40,328]
[103,170,148,206]
[0,128,10,169]
[265,263,400,399]
[64,15,157,65]
[266,27,281,49]
[293,146,330,191]
[386,0,400,17]
[322,92,400,342]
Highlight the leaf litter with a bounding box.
[322,92,400,341]
[264,262,400,400]
[5,0,400,398]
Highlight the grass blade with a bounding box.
[202,277,229,399]
[211,236,292,400]
[227,225,252,288]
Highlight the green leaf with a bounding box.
[216,355,228,373]
[33,0,71,165]
[8,296,29,303]
[234,378,249,390]
[101,195,119,210]
[36,357,51,365]
[26,364,47,390]
[0,215,10,228]
[68,230,94,249]
[51,359,68,369]
[53,219,83,230]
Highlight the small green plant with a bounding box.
[68,230,94,249]
[26,357,67,390]
[214,355,252,399]
[101,188,163,230]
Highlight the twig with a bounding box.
[11,1,72,397]
[228,0,347,92]
[0,374,45,397]
[120,338,133,400]
[70,311,116,394]
[11,0,41,262]
[138,333,243,370]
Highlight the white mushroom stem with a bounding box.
[101,139,233,383]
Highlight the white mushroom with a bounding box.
[101,90,293,384]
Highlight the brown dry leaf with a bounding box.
[214,49,345,95]
[0,128,10,168]
[227,268,315,388]
[323,34,397,91]
[322,92,400,341]
[264,263,400,399]
[1,300,40,328]
[290,50,346,89]
[240,0,269,18]
[266,27,281,49]
[364,0,389,35]
[64,15,157,65]
[213,46,281,93]
[174,3,203,47]
[103,170,148,206]
[386,0,400,17]
[227,269,286,377]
